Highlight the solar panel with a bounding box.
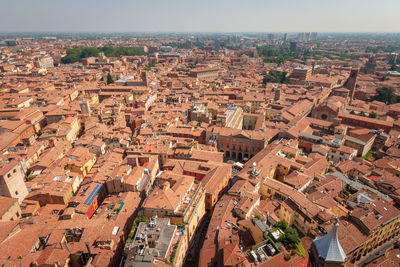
[83,184,103,206]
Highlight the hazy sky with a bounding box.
[1,0,399,32]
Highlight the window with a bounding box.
[13,169,16,173]
[7,173,11,178]
[15,191,18,196]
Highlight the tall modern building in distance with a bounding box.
[283,33,288,43]
[311,32,318,41]
[290,41,298,51]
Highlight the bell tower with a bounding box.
[346,68,359,104]
[309,219,346,267]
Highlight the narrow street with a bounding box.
[184,213,211,267]
[356,236,400,266]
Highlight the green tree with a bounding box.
[389,63,398,71]
[174,222,185,228]
[107,73,114,84]
[263,70,287,84]
[263,232,268,240]
[26,172,36,181]
[350,110,356,115]
[127,216,148,243]
[373,86,400,104]
[369,112,377,118]
[262,74,268,85]
[343,184,358,195]
[361,150,373,161]
[61,46,146,64]
[144,63,155,71]
[280,227,300,248]
[274,220,288,231]
[359,111,366,117]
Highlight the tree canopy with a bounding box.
[257,44,363,64]
[257,45,299,64]
[274,220,288,231]
[366,45,400,54]
[279,227,301,249]
[106,73,114,85]
[263,70,287,84]
[389,62,398,71]
[61,46,147,64]
[373,86,400,104]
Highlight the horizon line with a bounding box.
[1,31,400,34]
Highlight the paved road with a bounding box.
[184,213,211,267]
[356,234,400,266]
